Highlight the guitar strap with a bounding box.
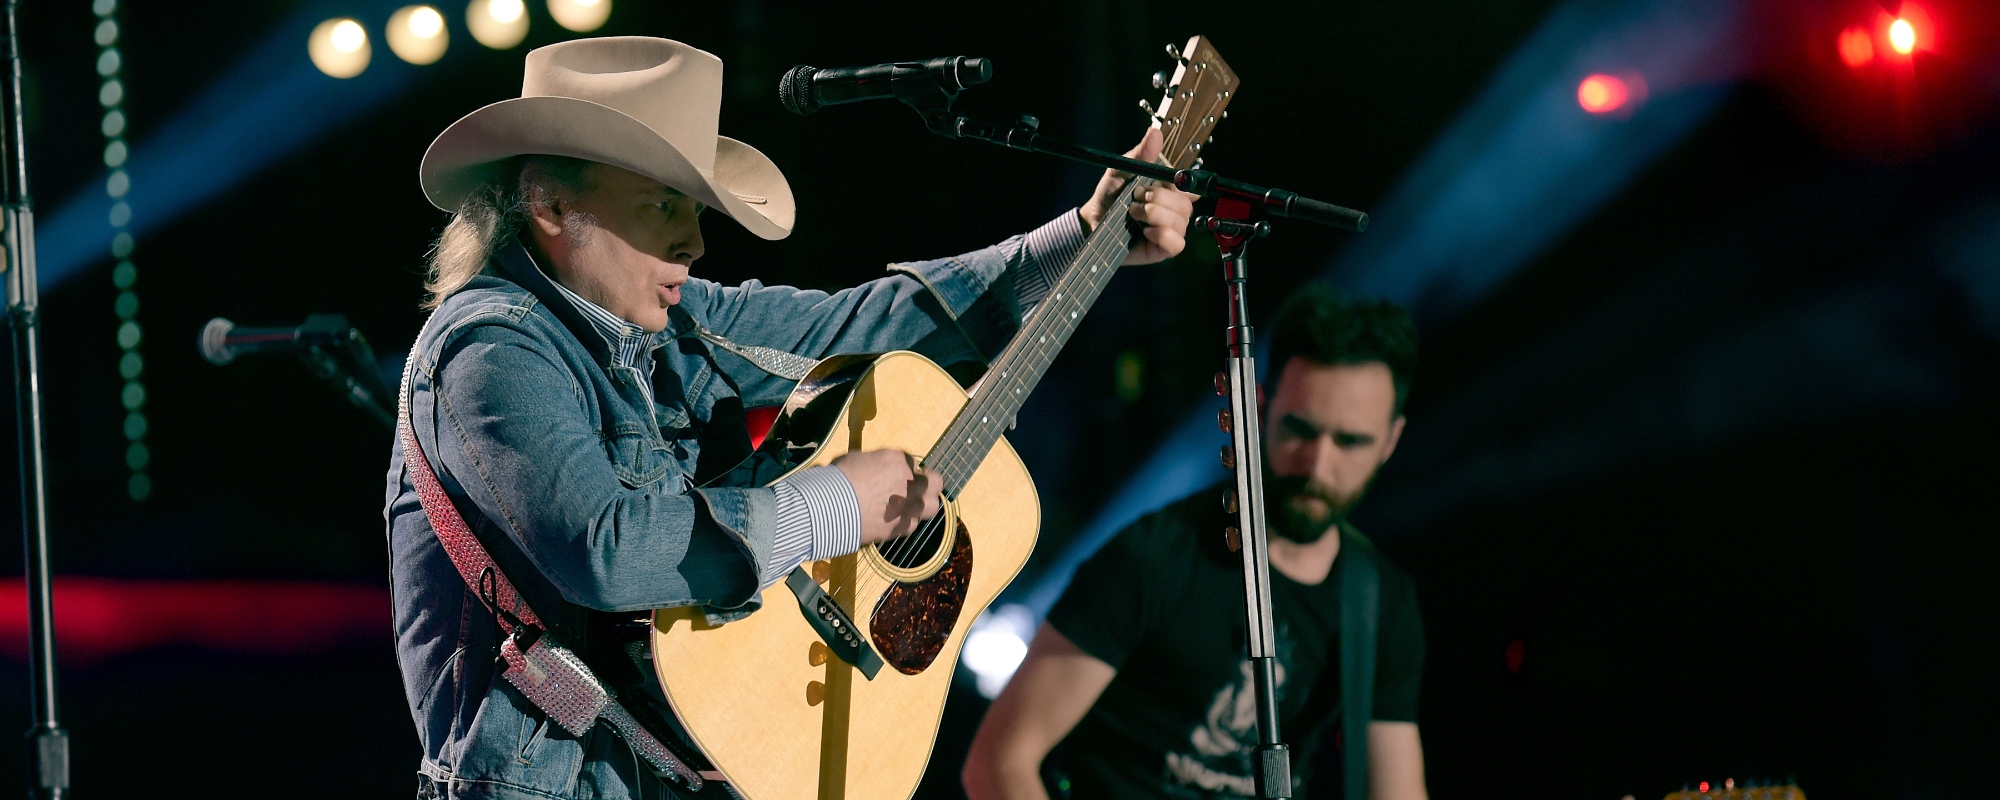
[1337,528,1381,800]
[397,347,709,793]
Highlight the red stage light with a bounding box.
[1890,19,1917,54]
[1577,74,1628,114]
[1839,25,1875,67]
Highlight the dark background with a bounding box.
[5,0,1999,797]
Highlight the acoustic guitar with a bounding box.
[649,35,1241,800]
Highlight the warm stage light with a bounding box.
[1838,26,1875,67]
[547,0,611,33]
[1577,74,1628,114]
[1889,19,1916,54]
[468,0,529,49]
[308,18,371,79]
[387,5,449,65]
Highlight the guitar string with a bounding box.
[864,68,1226,568]
[859,122,1206,578]
[884,180,1142,565]
[873,175,1152,572]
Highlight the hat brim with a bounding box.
[419,95,794,240]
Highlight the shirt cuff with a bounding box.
[1013,209,1090,310]
[767,465,863,584]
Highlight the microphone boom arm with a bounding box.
[937,114,1368,232]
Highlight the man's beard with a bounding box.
[1260,459,1367,544]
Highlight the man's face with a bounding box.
[1262,357,1405,543]
[534,163,706,333]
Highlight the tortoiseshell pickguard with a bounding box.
[869,523,974,675]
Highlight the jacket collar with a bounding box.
[488,237,615,367]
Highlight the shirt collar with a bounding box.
[518,248,661,369]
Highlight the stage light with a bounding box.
[387,5,449,65]
[963,604,1036,698]
[1839,26,1875,67]
[1578,74,1629,114]
[547,0,611,33]
[467,0,529,49]
[1889,19,1916,54]
[308,17,371,79]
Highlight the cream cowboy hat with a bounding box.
[419,37,794,240]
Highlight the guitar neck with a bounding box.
[925,177,1149,495]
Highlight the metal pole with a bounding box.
[1,0,70,795]
[1209,213,1291,798]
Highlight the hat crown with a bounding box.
[521,37,720,174]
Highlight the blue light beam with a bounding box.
[36,1,430,293]
[1014,0,1750,620]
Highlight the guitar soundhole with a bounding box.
[876,514,947,570]
[869,522,974,675]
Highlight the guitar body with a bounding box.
[651,351,1039,800]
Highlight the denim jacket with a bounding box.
[384,219,1074,799]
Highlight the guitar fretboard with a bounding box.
[924,175,1154,494]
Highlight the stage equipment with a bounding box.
[4,0,69,794]
[653,39,1237,800]
[307,17,372,79]
[199,315,395,428]
[1664,780,1805,800]
[386,5,449,66]
[93,0,149,500]
[779,56,991,116]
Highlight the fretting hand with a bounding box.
[1078,128,1198,266]
[833,449,943,546]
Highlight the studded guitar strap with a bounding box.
[397,351,707,792]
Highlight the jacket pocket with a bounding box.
[603,423,675,489]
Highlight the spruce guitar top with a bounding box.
[648,35,1241,800]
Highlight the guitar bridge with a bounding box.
[785,568,884,679]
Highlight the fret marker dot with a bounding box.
[1091,265,1099,272]
[1070,311,1078,319]
[981,416,988,424]
[1039,336,1046,344]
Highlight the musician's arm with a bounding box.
[424,323,840,614]
[679,213,1086,404]
[962,624,1115,800]
[1368,721,1429,800]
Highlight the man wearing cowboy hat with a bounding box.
[385,37,1192,799]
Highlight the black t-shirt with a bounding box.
[1045,486,1425,799]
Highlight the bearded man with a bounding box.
[963,286,1428,800]
[385,37,1191,800]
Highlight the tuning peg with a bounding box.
[1165,42,1183,60]
[1152,70,1171,89]
[1223,489,1238,514]
[1138,99,1158,118]
[1015,113,1040,131]
[1220,445,1236,469]
[1222,110,1229,119]
[1224,526,1241,552]
[1214,371,1228,396]
[1217,409,1233,433]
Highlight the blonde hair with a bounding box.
[421,155,596,309]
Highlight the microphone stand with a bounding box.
[2,0,70,796]
[882,79,1367,798]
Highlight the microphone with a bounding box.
[779,56,991,115]
[199,314,358,365]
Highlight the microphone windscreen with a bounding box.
[779,64,821,116]
[200,318,237,365]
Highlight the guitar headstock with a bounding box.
[1147,35,1239,170]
